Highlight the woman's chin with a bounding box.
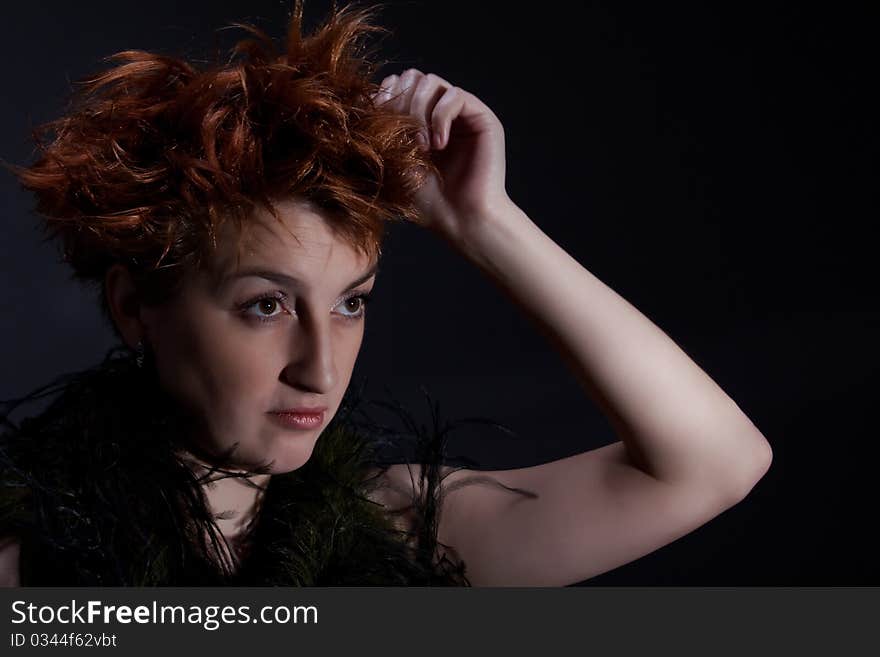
[261,439,318,475]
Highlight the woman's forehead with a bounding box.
[242,199,335,249]
[206,202,373,288]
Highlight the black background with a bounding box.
[1,1,877,585]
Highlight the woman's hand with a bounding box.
[371,69,512,245]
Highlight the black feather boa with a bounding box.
[0,345,529,586]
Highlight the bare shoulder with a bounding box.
[364,462,465,510]
[0,536,21,587]
[363,461,514,564]
[363,462,468,550]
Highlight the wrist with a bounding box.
[445,195,528,253]
[447,197,539,279]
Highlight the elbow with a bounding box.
[726,439,773,504]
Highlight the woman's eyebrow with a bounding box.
[343,262,380,289]
[220,262,379,291]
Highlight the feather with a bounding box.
[0,343,536,586]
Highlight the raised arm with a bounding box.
[452,198,773,494]
[371,69,772,585]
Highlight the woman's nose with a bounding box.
[281,316,337,394]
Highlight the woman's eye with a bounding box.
[256,298,282,316]
[241,295,287,323]
[337,293,372,320]
[240,291,371,324]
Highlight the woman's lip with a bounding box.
[272,407,327,414]
[269,410,325,430]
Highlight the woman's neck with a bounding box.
[176,447,272,569]
[202,472,271,540]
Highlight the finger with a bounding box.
[395,68,423,113]
[430,86,466,149]
[372,73,399,106]
[391,69,429,148]
[410,73,452,149]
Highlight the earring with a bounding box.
[135,340,145,368]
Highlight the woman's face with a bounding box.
[140,197,377,474]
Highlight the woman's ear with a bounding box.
[104,263,146,350]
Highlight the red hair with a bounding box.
[4,0,435,329]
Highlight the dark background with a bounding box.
[1,0,877,585]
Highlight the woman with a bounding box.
[0,0,772,586]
